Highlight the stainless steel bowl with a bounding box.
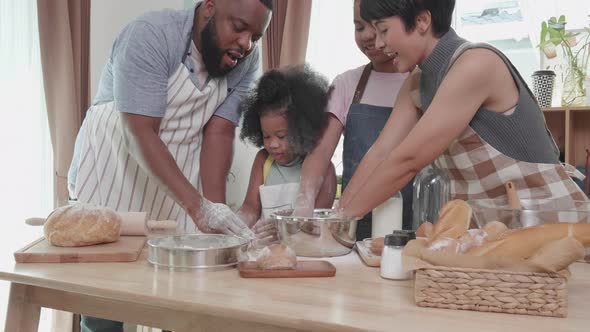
[271,209,360,257]
[147,234,249,270]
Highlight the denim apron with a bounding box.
[342,64,414,240]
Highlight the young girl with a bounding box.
[237,65,337,232]
[294,0,410,240]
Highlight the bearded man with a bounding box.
[67,1,272,330]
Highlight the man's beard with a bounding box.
[201,16,232,77]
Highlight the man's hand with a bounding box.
[192,198,255,240]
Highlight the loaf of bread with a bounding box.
[427,237,460,254]
[403,199,589,273]
[428,200,471,243]
[256,244,297,270]
[457,229,487,253]
[528,237,585,272]
[370,237,385,255]
[467,222,590,259]
[44,204,122,247]
[482,220,508,240]
[416,222,433,238]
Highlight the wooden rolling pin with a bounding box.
[25,211,176,236]
[505,181,521,209]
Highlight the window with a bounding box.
[0,0,54,329]
[306,0,369,175]
[454,0,537,87]
[454,0,590,89]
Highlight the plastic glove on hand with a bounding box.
[196,199,255,240]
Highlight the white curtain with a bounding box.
[306,0,366,83]
[0,0,54,330]
[306,0,364,176]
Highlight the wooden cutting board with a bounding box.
[238,261,336,278]
[355,241,381,267]
[14,236,147,263]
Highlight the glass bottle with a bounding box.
[372,192,403,238]
[412,164,450,231]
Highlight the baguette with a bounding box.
[457,229,487,253]
[528,237,584,273]
[482,221,508,240]
[428,237,460,254]
[428,200,471,243]
[467,222,590,259]
[416,222,433,238]
[421,249,538,272]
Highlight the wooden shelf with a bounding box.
[542,107,590,166]
[543,107,590,112]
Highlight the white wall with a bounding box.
[90,0,185,96]
[227,128,259,210]
[90,0,255,211]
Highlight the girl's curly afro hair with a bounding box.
[240,64,331,156]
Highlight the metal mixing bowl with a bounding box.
[468,198,590,229]
[271,209,360,257]
[147,234,249,270]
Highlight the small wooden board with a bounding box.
[355,241,381,267]
[238,260,336,278]
[14,236,147,263]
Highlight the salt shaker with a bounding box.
[380,233,411,280]
[393,230,416,240]
[372,192,403,238]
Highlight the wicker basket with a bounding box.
[414,266,568,317]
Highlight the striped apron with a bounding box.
[74,63,227,233]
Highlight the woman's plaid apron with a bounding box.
[414,42,587,204]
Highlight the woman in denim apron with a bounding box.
[342,64,413,238]
[293,0,410,240]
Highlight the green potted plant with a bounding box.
[538,15,590,106]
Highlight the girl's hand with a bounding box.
[251,218,279,247]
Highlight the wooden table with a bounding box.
[2,249,590,332]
